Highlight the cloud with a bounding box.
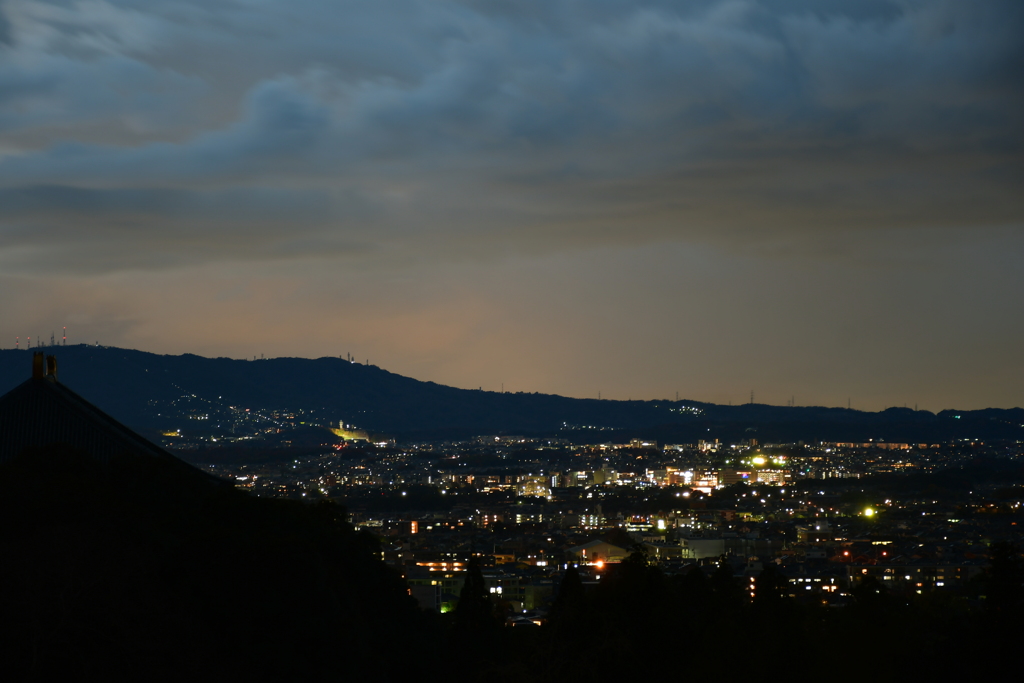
[0,0,1020,277]
[0,2,12,46]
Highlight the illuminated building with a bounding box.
[566,539,629,565]
[518,475,551,497]
[755,469,791,485]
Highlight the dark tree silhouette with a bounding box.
[0,446,433,681]
[451,556,500,662]
[753,563,790,606]
[710,559,744,613]
[548,566,585,625]
[987,541,1023,617]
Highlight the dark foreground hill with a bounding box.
[1,345,1020,443]
[0,446,436,680]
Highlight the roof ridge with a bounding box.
[0,374,225,486]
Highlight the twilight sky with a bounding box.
[1,0,1021,411]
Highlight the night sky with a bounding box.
[1,1,1021,411]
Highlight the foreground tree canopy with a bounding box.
[0,445,434,680]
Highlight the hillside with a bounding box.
[1,346,1021,443]
[0,445,433,679]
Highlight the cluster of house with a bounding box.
[382,509,1009,617]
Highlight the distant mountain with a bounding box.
[1,345,1021,443]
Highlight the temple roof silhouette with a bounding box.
[0,352,218,482]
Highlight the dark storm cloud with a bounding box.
[0,1,13,47]
[758,0,905,22]
[0,0,1021,274]
[2,74,335,181]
